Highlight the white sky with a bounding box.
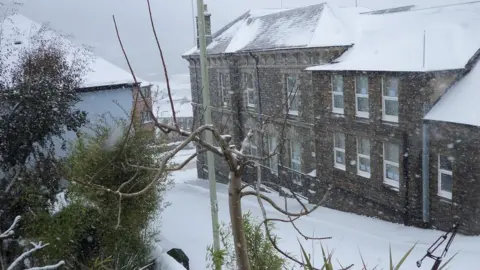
[15,0,475,81]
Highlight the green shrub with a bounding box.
[23,118,171,269]
[206,211,287,270]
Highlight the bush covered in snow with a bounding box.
[23,119,171,268]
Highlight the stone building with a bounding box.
[182,2,480,235]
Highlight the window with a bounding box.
[286,75,299,115]
[355,75,369,118]
[383,142,400,188]
[438,155,453,199]
[332,75,344,114]
[219,73,228,107]
[382,77,399,122]
[245,73,256,108]
[334,132,346,170]
[290,141,301,172]
[141,111,152,124]
[140,86,151,99]
[269,136,279,174]
[357,138,371,178]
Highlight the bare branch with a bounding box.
[25,261,65,270]
[117,171,139,192]
[0,215,20,239]
[240,187,330,217]
[146,0,179,131]
[7,242,64,270]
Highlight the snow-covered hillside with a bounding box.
[155,151,480,270]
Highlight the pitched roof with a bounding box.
[1,14,147,89]
[183,4,369,56]
[306,1,480,72]
[424,59,480,126]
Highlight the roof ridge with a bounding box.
[412,0,480,12]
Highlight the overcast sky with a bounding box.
[16,0,471,82]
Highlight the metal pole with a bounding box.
[197,1,221,268]
[191,0,196,45]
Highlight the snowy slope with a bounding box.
[157,164,480,270]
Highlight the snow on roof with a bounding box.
[424,60,480,126]
[153,77,193,119]
[2,14,147,88]
[306,2,480,72]
[183,4,368,56]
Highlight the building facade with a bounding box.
[183,3,480,235]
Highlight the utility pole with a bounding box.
[196,1,221,269]
[191,0,196,45]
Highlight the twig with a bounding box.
[146,0,179,131]
[240,188,330,217]
[0,215,20,239]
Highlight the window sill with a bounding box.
[288,111,299,116]
[334,164,346,171]
[332,109,344,115]
[438,192,452,201]
[356,112,369,119]
[357,171,371,179]
[382,116,398,123]
[383,179,399,191]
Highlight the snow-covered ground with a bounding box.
[155,150,480,269]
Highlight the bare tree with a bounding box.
[72,1,335,269]
[0,215,64,270]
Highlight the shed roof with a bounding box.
[183,3,369,56]
[306,1,480,72]
[1,14,147,89]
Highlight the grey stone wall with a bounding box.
[427,121,480,235]
[312,71,430,225]
[183,47,479,235]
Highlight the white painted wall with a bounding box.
[55,87,133,157]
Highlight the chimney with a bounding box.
[196,4,212,48]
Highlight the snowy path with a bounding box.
[156,162,480,269]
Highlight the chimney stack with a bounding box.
[196,4,212,48]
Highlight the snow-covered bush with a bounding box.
[23,120,171,268]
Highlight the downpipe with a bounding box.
[422,104,430,225]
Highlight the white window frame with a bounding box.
[332,75,344,114]
[383,142,400,188]
[245,73,256,108]
[438,155,453,200]
[290,140,301,172]
[382,76,399,123]
[219,73,228,107]
[286,75,299,116]
[141,111,153,124]
[355,75,369,118]
[269,136,279,175]
[357,137,371,178]
[333,132,346,170]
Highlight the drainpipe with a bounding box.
[403,131,410,226]
[422,103,430,224]
[249,52,264,185]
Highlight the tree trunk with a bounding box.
[228,171,251,270]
